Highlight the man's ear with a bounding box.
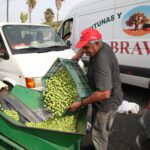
[98,42,103,48]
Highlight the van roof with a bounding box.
[66,0,113,19]
[65,0,149,19]
[75,0,102,7]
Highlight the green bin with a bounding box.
[0,85,88,150]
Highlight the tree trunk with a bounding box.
[29,10,32,23]
[6,0,9,22]
[134,24,139,31]
[57,9,59,22]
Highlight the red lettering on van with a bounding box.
[110,41,118,53]
[110,41,150,55]
[131,42,142,55]
[143,41,150,55]
[120,41,129,54]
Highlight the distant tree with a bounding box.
[20,12,28,23]
[43,8,60,31]
[52,21,62,31]
[55,0,64,22]
[26,0,37,23]
[44,8,54,25]
[126,12,149,31]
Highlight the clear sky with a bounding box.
[0,0,85,23]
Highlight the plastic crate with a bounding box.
[42,58,92,100]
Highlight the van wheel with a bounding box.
[3,82,13,91]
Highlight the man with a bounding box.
[69,28,123,150]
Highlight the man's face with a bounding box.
[83,42,101,57]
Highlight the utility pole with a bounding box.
[6,0,9,22]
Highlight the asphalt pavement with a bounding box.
[81,84,150,150]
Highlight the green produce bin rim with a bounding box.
[0,134,26,150]
[0,112,86,136]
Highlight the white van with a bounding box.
[0,23,81,90]
[58,0,150,89]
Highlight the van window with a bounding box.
[3,25,68,54]
[58,19,73,41]
[0,34,8,59]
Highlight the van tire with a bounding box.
[3,81,13,91]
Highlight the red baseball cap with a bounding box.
[75,28,102,48]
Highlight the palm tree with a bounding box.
[20,12,28,23]
[26,0,36,23]
[44,8,54,25]
[55,0,64,22]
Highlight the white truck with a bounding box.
[0,23,83,90]
[58,0,150,89]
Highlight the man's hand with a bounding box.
[69,101,81,112]
[0,81,8,90]
[72,48,85,61]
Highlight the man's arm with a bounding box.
[72,48,85,61]
[69,90,111,112]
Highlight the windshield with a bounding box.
[3,25,67,54]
